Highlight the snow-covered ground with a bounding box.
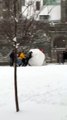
[0,64,67,120]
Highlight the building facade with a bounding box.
[49,0,67,62]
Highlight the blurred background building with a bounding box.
[0,0,67,64]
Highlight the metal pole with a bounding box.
[14,0,19,112]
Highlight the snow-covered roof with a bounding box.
[39,5,61,21]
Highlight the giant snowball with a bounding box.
[28,49,45,66]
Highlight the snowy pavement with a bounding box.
[0,64,67,120]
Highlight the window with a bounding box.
[22,0,25,6]
[54,36,66,48]
[43,0,61,5]
[36,1,40,10]
[39,15,49,22]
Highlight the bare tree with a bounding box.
[0,0,52,111]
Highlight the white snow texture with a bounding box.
[28,48,45,66]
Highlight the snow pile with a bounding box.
[0,64,67,120]
[28,49,45,66]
